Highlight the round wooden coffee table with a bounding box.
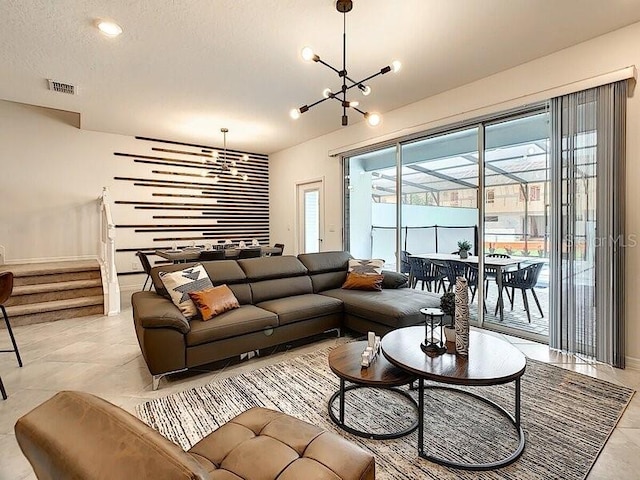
[381,326,527,471]
[328,341,419,440]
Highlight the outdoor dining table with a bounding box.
[411,252,522,321]
[155,246,281,263]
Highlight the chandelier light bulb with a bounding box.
[230,167,239,176]
[301,46,315,62]
[242,174,249,182]
[360,85,371,96]
[322,88,332,98]
[290,108,301,120]
[349,101,359,108]
[97,20,123,37]
[392,60,402,73]
[365,112,381,127]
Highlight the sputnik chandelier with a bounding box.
[205,128,249,182]
[290,0,401,127]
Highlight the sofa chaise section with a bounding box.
[297,251,441,335]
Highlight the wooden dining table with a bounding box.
[155,246,281,263]
[410,252,522,321]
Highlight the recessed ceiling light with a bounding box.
[97,20,123,37]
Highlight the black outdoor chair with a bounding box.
[484,253,513,303]
[136,251,153,291]
[444,260,479,302]
[198,250,225,261]
[407,256,444,292]
[273,243,284,256]
[400,251,412,275]
[495,262,545,323]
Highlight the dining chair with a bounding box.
[407,256,443,292]
[273,243,284,256]
[238,248,262,259]
[135,251,153,291]
[484,253,513,304]
[444,260,479,302]
[495,262,545,323]
[0,272,23,367]
[400,251,412,276]
[198,250,225,261]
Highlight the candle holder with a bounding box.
[419,308,446,355]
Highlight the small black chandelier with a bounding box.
[205,128,249,183]
[290,0,401,127]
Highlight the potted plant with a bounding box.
[457,240,472,259]
[440,291,456,343]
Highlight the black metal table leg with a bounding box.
[417,381,525,470]
[515,377,521,430]
[339,378,345,424]
[328,383,419,440]
[418,378,424,455]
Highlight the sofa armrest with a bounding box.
[132,291,191,334]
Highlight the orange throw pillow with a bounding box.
[188,285,240,321]
[342,272,383,291]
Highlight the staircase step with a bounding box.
[2,305,104,328]
[6,286,104,307]
[5,296,104,318]
[1,260,102,286]
[0,259,100,277]
[10,269,101,286]
[0,260,105,327]
[13,279,102,295]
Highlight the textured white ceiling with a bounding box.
[2,0,640,154]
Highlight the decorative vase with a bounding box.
[459,249,468,259]
[444,326,456,343]
[454,277,470,356]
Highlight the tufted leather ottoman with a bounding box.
[189,407,375,479]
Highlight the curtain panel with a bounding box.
[549,81,627,367]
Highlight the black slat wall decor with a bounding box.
[113,136,269,277]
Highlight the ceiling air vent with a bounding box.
[47,79,76,95]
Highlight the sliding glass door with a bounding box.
[344,82,626,357]
[482,111,551,337]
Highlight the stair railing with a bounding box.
[100,187,120,315]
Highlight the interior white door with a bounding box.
[297,180,324,254]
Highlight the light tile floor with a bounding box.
[0,292,638,479]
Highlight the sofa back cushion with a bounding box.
[238,255,308,281]
[250,276,314,304]
[152,260,252,305]
[297,251,352,292]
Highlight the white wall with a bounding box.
[0,101,154,288]
[270,21,640,363]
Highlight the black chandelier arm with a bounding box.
[316,57,343,76]
[343,65,393,91]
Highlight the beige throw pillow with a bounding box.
[348,258,385,275]
[159,264,213,318]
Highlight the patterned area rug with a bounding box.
[136,349,633,480]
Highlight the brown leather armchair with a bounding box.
[15,391,376,480]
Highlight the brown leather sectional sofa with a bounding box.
[132,251,440,389]
[15,391,375,480]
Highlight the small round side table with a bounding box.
[420,307,446,355]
